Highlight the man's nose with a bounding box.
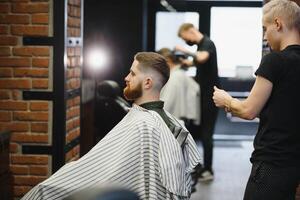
[263,33,267,40]
[124,74,129,81]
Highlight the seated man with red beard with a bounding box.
[22,52,201,200]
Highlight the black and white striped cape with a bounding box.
[22,104,202,200]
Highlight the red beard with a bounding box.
[123,82,143,100]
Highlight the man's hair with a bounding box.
[177,23,194,37]
[134,52,170,87]
[263,0,300,31]
[157,48,179,64]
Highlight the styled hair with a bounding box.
[134,52,170,86]
[177,23,194,37]
[263,0,300,31]
[157,48,179,64]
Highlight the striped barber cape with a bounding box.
[22,104,202,200]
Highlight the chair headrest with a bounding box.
[97,80,121,98]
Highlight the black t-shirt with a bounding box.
[195,35,219,97]
[251,45,300,167]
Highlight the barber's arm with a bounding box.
[194,51,209,64]
[212,76,273,120]
[175,45,210,64]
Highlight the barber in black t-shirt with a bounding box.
[213,0,300,199]
[176,23,219,182]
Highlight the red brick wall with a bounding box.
[0,0,51,198]
[66,96,80,162]
[65,0,82,162]
[0,0,83,198]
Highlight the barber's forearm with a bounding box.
[194,51,209,64]
[185,51,196,57]
[229,98,255,120]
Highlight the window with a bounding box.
[155,11,199,52]
[210,7,263,78]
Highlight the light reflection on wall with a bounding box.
[86,48,109,72]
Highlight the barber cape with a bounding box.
[22,104,201,200]
[160,66,201,125]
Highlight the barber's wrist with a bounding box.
[225,97,234,112]
[186,52,197,58]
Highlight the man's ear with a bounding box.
[144,77,153,89]
[274,18,282,31]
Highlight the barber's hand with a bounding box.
[212,86,232,109]
[179,58,193,66]
[174,45,188,54]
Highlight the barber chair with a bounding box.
[94,80,130,144]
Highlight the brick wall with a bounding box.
[0,0,51,198]
[65,0,82,162]
[0,0,83,198]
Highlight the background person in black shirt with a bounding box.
[175,23,219,182]
[213,0,300,199]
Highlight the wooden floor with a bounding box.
[190,141,253,200]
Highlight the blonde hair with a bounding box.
[177,23,194,37]
[263,0,300,31]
